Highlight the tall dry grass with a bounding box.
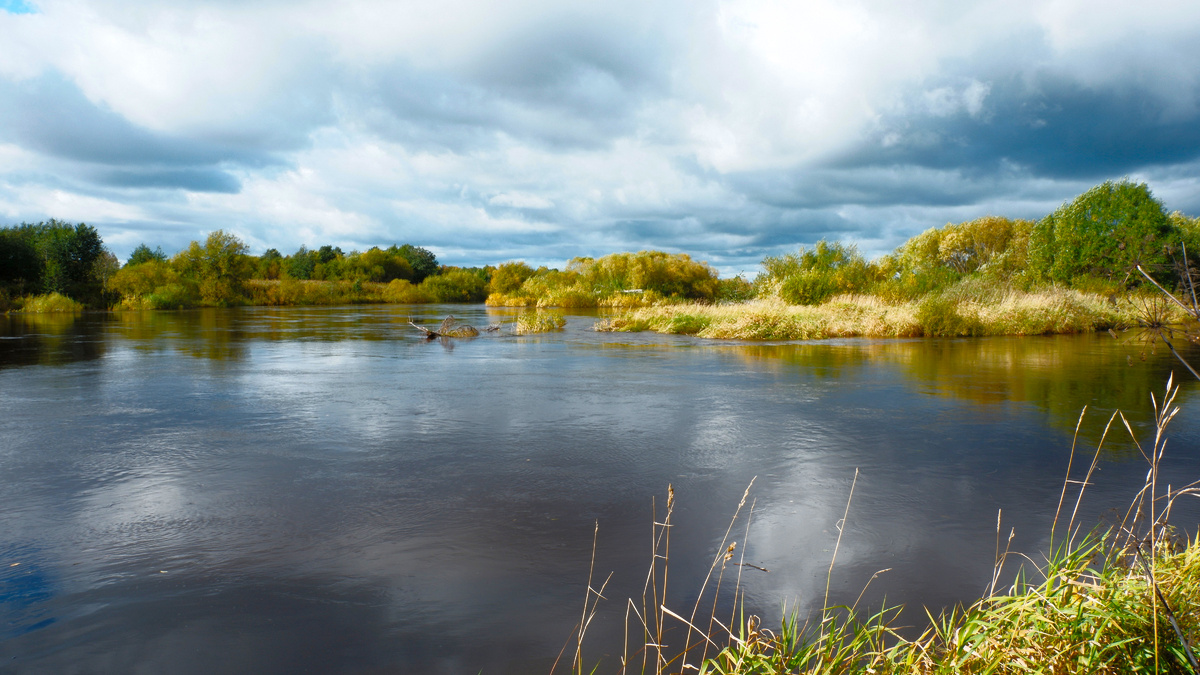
[596,287,1151,340]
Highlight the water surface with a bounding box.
[1,305,1198,673]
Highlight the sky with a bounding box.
[2,0,1200,273]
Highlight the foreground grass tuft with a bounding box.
[699,531,1200,674]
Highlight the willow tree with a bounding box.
[1030,180,1173,283]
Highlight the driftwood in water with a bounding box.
[409,315,481,339]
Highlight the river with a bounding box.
[1,304,1198,673]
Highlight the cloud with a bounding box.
[0,0,1198,270]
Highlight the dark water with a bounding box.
[1,305,1198,673]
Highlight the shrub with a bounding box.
[420,269,488,302]
[758,240,881,305]
[916,294,986,337]
[716,275,754,303]
[489,261,536,295]
[383,279,434,304]
[780,269,838,305]
[146,282,201,310]
[17,292,83,313]
[108,260,179,300]
[537,289,597,308]
[485,292,537,307]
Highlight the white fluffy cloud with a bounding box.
[1,0,1199,270]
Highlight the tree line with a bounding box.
[0,226,465,310]
[2,179,1197,312]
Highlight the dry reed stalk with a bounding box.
[552,520,613,675]
[823,468,858,611]
[678,479,756,672]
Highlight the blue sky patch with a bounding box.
[0,0,36,14]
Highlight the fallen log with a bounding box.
[409,315,481,339]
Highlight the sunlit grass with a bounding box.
[595,288,1151,340]
[14,292,84,313]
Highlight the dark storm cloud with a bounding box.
[92,168,242,193]
[726,167,1000,211]
[845,73,1200,180]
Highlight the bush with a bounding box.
[916,294,985,337]
[758,240,881,305]
[780,270,838,305]
[17,292,84,313]
[420,269,488,302]
[108,260,179,300]
[383,279,434,304]
[716,276,754,303]
[145,282,201,310]
[489,261,536,295]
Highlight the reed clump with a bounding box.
[513,310,567,335]
[562,378,1200,674]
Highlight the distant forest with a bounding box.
[2,179,1197,313]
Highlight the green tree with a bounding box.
[317,245,343,264]
[174,230,251,306]
[347,247,413,282]
[0,227,41,295]
[256,248,283,280]
[395,244,439,282]
[1030,180,1173,283]
[24,220,105,299]
[285,246,317,280]
[127,244,168,267]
